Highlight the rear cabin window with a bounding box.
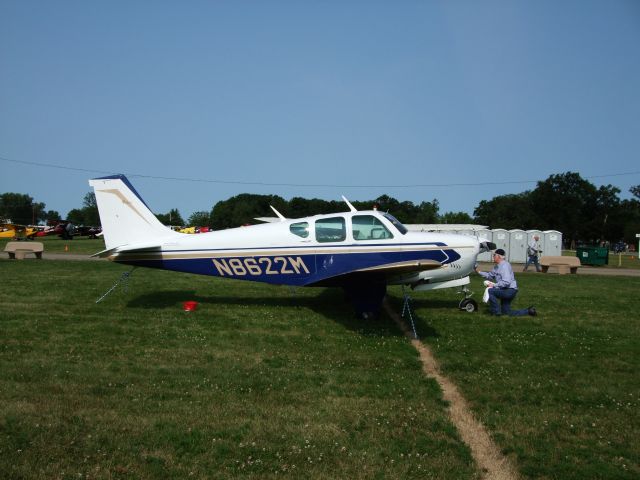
[290,222,309,238]
[315,217,346,243]
[352,215,394,240]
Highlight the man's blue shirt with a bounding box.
[479,260,518,289]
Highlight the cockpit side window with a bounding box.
[290,222,309,238]
[383,213,408,235]
[315,217,346,243]
[352,215,394,240]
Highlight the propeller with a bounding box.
[479,241,496,253]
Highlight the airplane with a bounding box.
[89,175,495,317]
[0,223,39,240]
[178,226,197,234]
[177,226,211,234]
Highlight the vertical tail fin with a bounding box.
[89,175,177,250]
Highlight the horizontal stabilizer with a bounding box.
[91,247,120,258]
[91,242,164,258]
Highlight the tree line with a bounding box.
[2,172,640,245]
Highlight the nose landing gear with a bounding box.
[458,286,478,313]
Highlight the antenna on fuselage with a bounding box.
[270,205,286,222]
[342,196,358,213]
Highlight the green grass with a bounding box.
[0,260,478,479]
[1,260,639,479]
[0,236,106,255]
[388,273,640,479]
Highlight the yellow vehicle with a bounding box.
[0,224,14,238]
[0,224,39,239]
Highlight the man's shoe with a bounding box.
[528,306,537,316]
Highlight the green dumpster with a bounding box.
[576,246,609,266]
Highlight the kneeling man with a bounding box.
[475,249,537,317]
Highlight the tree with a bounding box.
[31,201,46,224]
[414,200,440,224]
[529,172,597,244]
[620,189,640,245]
[198,174,633,245]
[44,210,61,223]
[362,195,438,224]
[156,208,184,226]
[590,185,622,242]
[188,211,212,227]
[287,197,316,218]
[372,195,401,216]
[64,192,101,226]
[78,192,100,226]
[440,211,474,224]
[474,192,536,229]
[0,192,46,224]
[211,194,286,230]
[66,208,85,225]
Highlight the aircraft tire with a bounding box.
[459,298,478,313]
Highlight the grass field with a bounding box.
[394,273,640,479]
[1,260,478,479]
[1,259,639,479]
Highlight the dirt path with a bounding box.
[384,300,520,480]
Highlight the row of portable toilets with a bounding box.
[407,225,563,264]
[478,229,562,263]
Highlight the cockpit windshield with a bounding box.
[382,213,408,235]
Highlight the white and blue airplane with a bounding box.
[89,175,494,316]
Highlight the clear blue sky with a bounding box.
[2,1,639,221]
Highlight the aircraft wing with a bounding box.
[355,259,442,276]
[1,223,24,231]
[310,259,442,287]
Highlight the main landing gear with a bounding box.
[344,281,387,320]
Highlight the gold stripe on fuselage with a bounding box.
[107,243,477,262]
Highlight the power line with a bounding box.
[2,155,639,189]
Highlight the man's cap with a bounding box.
[494,248,506,256]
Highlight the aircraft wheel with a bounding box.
[459,298,478,313]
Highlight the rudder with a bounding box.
[89,175,177,250]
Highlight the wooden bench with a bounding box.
[4,241,44,260]
[540,255,580,274]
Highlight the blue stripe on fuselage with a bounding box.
[111,243,461,286]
